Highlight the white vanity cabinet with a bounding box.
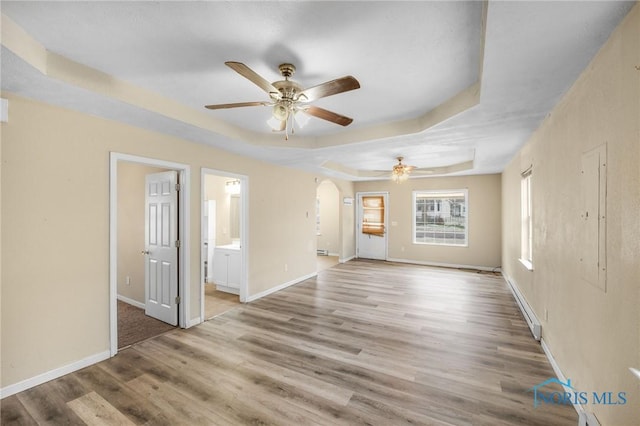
[212,244,241,294]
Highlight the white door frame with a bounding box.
[200,168,249,321]
[109,152,191,356]
[355,191,389,260]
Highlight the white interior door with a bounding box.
[144,171,179,326]
[356,192,388,260]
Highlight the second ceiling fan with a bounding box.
[205,62,360,139]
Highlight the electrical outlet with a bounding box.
[126,276,131,286]
[545,308,549,321]
[284,264,288,272]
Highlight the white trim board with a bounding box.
[339,255,356,263]
[541,339,597,425]
[187,317,203,328]
[117,295,145,310]
[386,257,501,272]
[109,152,191,357]
[501,272,541,340]
[200,167,250,329]
[245,272,317,303]
[0,351,110,399]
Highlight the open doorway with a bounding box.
[201,169,248,320]
[316,180,340,271]
[109,153,191,356]
[116,163,177,348]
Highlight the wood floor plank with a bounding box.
[126,374,232,425]
[1,259,577,425]
[73,364,172,425]
[67,391,136,426]
[0,395,38,426]
[15,385,85,425]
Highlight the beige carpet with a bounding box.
[117,300,175,349]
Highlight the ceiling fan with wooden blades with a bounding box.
[320,155,475,181]
[384,156,476,182]
[205,61,360,139]
[390,157,416,183]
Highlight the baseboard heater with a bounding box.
[317,249,328,256]
[505,276,541,340]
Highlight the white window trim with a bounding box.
[520,169,533,269]
[519,258,534,271]
[412,189,469,247]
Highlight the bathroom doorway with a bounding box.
[201,169,248,320]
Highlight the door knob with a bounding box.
[141,250,150,255]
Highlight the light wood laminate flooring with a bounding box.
[204,284,240,320]
[2,260,577,425]
[317,254,339,271]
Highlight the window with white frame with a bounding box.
[520,169,533,268]
[413,189,468,246]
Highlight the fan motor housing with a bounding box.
[278,63,296,78]
[273,80,303,101]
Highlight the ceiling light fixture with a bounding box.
[391,157,414,183]
[225,179,241,194]
[206,62,360,141]
[272,103,289,121]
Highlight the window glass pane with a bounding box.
[413,190,467,246]
[362,195,385,236]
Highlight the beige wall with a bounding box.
[0,94,319,388]
[117,163,167,304]
[355,174,501,268]
[316,180,340,255]
[502,4,639,424]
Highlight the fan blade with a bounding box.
[225,62,281,99]
[303,106,353,126]
[297,76,360,102]
[205,101,270,110]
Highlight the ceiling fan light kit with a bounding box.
[272,104,289,121]
[205,61,360,140]
[391,157,415,183]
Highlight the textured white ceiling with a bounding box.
[0,1,635,180]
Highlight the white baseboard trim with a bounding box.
[328,252,339,257]
[386,257,501,272]
[339,255,355,263]
[501,272,541,341]
[541,339,597,425]
[0,350,111,399]
[245,272,317,303]
[117,294,145,309]
[187,317,202,328]
[215,285,239,295]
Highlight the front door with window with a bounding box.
[356,192,388,260]
[144,171,179,326]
